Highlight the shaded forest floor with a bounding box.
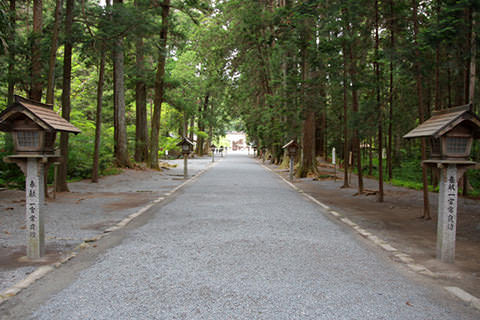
[267,159,480,298]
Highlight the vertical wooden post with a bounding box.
[26,158,45,259]
[436,164,457,263]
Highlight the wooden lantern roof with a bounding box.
[282,139,298,150]
[176,136,194,147]
[0,95,80,134]
[403,104,480,140]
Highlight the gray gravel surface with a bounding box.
[0,157,211,293]
[25,154,480,319]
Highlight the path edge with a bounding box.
[258,161,480,312]
[0,159,220,305]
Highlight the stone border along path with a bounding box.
[0,159,221,306]
[260,162,480,313]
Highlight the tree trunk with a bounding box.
[149,0,170,169]
[134,35,148,162]
[369,137,373,175]
[30,0,42,101]
[7,0,16,105]
[469,11,476,104]
[56,0,74,192]
[112,0,130,168]
[345,7,363,193]
[298,16,316,178]
[92,45,106,183]
[375,0,383,202]
[464,10,476,197]
[434,0,441,111]
[387,0,395,180]
[413,0,431,219]
[45,0,62,105]
[189,115,195,141]
[197,93,209,155]
[342,42,349,188]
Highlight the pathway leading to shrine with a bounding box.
[2,153,479,319]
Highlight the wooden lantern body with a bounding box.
[404,104,480,163]
[441,125,473,160]
[177,137,194,155]
[11,116,57,155]
[282,140,299,157]
[0,95,80,156]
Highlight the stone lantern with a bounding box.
[177,137,194,179]
[403,104,480,263]
[0,95,80,259]
[261,146,267,163]
[210,144,217,162]
[282,140,299,181]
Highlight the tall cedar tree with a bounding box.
[56,0,74,192]
[7,0,15,105]
[134,0,148,163]
[30,0,42,101]
[413,0,430,219]
[149,0,170,169]
[112,0,130,167]
[45,0,62,105]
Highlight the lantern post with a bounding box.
[177,137,194,179]
[210,144,216,163]
[332,147,336,182]
[404,104,480,263]
[0,96,80,260]
[282,140,299,182]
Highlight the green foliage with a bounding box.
[159,136,181,157]
[0,134,24,189]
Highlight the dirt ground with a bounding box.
[267,160,480,298]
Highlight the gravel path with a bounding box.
[0,157,212,292]
[26,154,480,319]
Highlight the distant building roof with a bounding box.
[403,104,480,139]
[0,95,80,134]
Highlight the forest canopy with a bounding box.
[1,0,480,209]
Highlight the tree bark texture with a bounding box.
[45,0,62,105]
[342,42,349,188]
[413,0,431,219]
[30,0,42,101]
[149,0,170,169]
[135,31,148,163]
[196,93,209,155]
[7,0,16,105]
[112,0,130,167]
[56,0,74,192]
[298,16,316,178]
[375,0,384,202]
[92,46,106,183]
[346,13,363,194]
[387,0,395,180]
